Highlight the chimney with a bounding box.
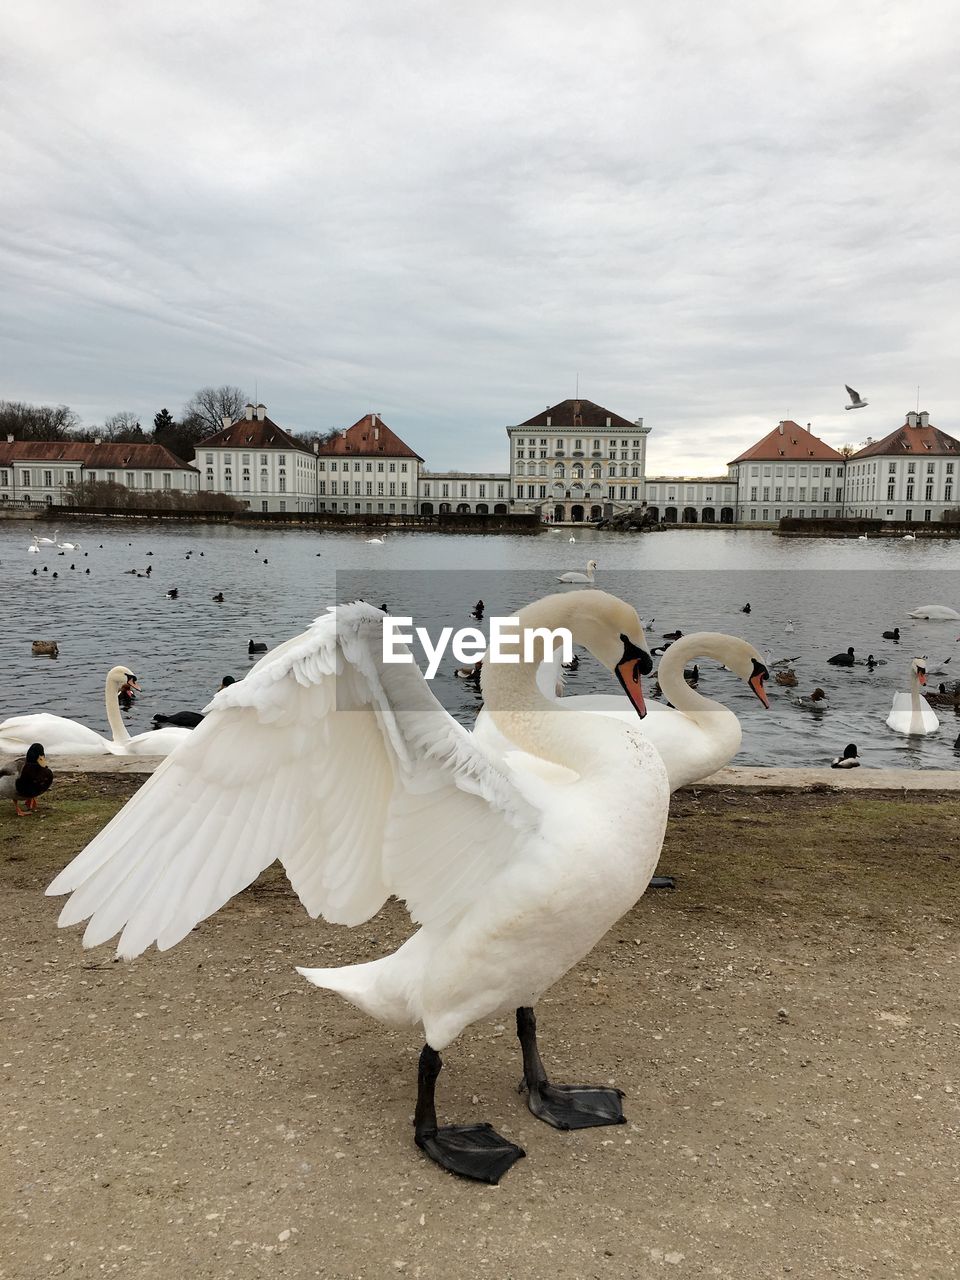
[778,422,784,435]
[94,436,102,446]
[606,417,611,427]
[546,415,551,427]
[5,433,12,443]
[906,411,918,428]
[244,402,255,421]
[918,410,930,428]
[221,415,232,429]
[313,440,319,453]
[255,403,266,422]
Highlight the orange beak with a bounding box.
[749,660,770,708]
[615,635,653,719]
[917,668,926,686]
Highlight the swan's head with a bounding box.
[107,665,140,692]
[912,657,927,686]
[566,591,653,719]
[587,560,598,572]
[709,636,770,707]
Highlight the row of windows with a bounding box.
[513,437,643,448]
[746,465,844,478]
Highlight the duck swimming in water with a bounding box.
[827,647,855,667]
[831,743,860,769]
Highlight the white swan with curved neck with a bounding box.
[479,633,769,791]
[886,657,939,735]
[48,591,669,1184]
[0,667,192,757]
[0,667,137,755]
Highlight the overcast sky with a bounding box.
[2,1,958,475]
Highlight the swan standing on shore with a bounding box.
[886,658,939,736]
[557,559,597,584]
[48,593,669,1185]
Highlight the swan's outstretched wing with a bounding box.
[48,603,538,958]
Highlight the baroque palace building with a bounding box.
[4,398,957,526]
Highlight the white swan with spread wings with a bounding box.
[48,591,669,1185]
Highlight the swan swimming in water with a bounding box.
[48,592,670,1184]
[909,605,960,621]
[557,559,597,584]
[0,667,191,757]
[886,657,939,736]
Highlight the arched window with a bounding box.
[572,464,584,480]
[553,463,565,479]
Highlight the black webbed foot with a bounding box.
[515,1007,628,1131]
[414,1044,524,1184]
[415,1123,525,1183]
[521,1079,625,1130]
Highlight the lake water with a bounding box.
[2,520,959,769]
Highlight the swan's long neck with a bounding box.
[909,671,925,733]
[483,601,630,775]
[104,674,131,743]
[656,634,739,730]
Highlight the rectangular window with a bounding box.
[107,471,116,484]
[278,477,286,492]
[749,486,757,500]
[143,474,152,489]
[907,462,915,474]
[163,473,171,490]
[887,483,895,500]
[278,455,286,466]
[44,469,53,486]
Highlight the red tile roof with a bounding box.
[729,421,844,464]
[315,414,423,460]
[850,416,959,459]
[0,440,196,469]
[198,415,316,456]
[517,399,638,431]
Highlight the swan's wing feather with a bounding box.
[49,604,537,955]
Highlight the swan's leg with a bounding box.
[413,1045,524,1184]
[516,1006,625,1130]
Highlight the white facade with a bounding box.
[846,412,958,522]
[417,472,510,514]
[508,401,651,522]
[643,477,737,523]
[317,454,419,515]
[0,438,198,506]
[728,459,846,523]
[200,404,319,513]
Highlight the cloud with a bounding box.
[1,0,958,475]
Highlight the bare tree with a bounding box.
[181,385,247,436]
[100,411,146,443]
[0,401,79,440]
